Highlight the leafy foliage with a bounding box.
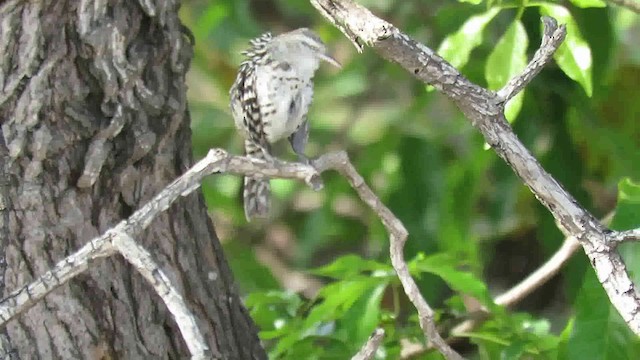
[182,0,640,358]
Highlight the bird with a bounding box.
[229,28,340,221]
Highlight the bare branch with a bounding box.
[606,0,640,13]
[1,148,463,358]
[312,152,464,360]
[310,0,640,335]
[0,229,211,358]
[0,235,115,325]
[0,149,326,359]
[0,149,316,318]
[496,17,566,103]
[609,228,640,244]
[110,232,210,358]
[351,328,385,360]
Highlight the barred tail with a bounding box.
[244,140,271,221]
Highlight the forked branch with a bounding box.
[0,149,461,359]
[310,0,640,336]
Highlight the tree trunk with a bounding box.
[0,1,265,358]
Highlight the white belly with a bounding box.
[255,65,313,143]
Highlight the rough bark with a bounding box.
[0,1,265,358]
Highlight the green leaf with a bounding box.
[438,8,501,69]
[539,4,593,96]
[245,291,303,337]
[485,21,529,89]
[613,179,640,288]
[486,20,528,121]
[310,254,393,279]
[459,331,510,346]
[569,0,606,8]
[303,277,381,329]
[189,2,230,44]
[223,241,279,293]
[501,339,527,360]
[566,268,640,359]
[359,284,386,340]
[245,291,302,317]
[463,313,560,358]
[557,318,575,359]
[410,253,493,307]
[340,283,386,348]
[610,178,640,231]
[285,336,352,360]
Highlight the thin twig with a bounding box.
[0,235,115,325]
[496,17,566,103]
[351,328,385,360]
[610,227,640,244]
[310,0,640,335]
[313,152,464,360]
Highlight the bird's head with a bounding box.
[270,28,341,70]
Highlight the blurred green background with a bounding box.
[181,0,640,358]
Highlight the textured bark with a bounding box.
[0,1,265,359]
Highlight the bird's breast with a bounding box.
[256,67,313,143]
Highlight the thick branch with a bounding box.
[111,232,210,358]
[1,149,461,358]
[310,0,640,334]
[0,149,317,326]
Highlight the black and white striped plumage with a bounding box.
[229,28,340,221]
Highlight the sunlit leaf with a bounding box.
[246,291,303,333]
[568,180,640,359]
[557,318,575,358]
[486,20,528,122]
[341,283,387,348]
[566,268,640,359]
[310,254,392,279]
[569,0,606,8]
[410,253,493,307]
[610,178,640,231]
[304,277,381,329]
[437,8,501,68]
[613,179,640,286]
[540,4,593,96]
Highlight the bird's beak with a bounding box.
[320,52,341,68]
